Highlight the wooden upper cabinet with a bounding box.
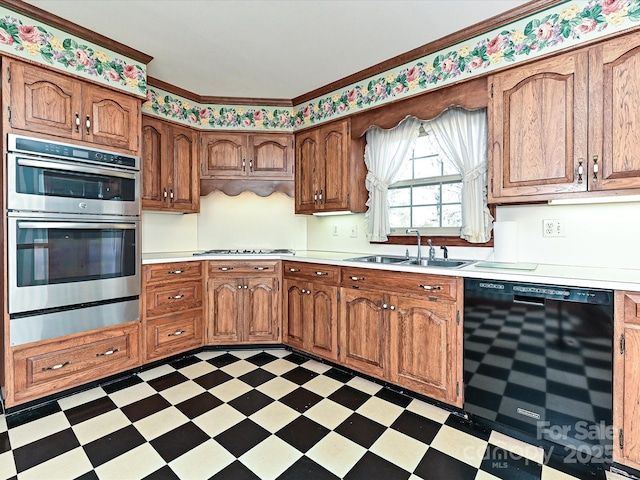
[200,132,294,180]
[4,57,140,155]
[295,118,355,214]
[488,49,589,202]
[141,115,199,213]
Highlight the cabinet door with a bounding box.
[201,132,247,178]
[589,31,640,192]
[209,279,242,344]
[245,277,280,342]
[248,134,294,179]
[83,83,140,153]
[141,116,166,209]
[167,124,199,212]
[320,120,350,210]
[309,283,338,361]
[284,279,307,350]
[295,128,319,213]
[339,288,387,378]
[391,295,460,406]
[489,50,589,201]
[7,59,83,140]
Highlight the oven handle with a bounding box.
[17,158,137,180]
[18,221,136,230]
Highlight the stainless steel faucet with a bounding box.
[406,229,421,261]
[427,239,435,260]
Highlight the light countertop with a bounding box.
[142,250,640,292]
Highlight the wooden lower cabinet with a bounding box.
[10,322,140,407]
[207,261,281,345]
[146,310,203,361]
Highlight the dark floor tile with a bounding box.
[211,460,260,480]
[150,421,210,463]
[323,368,355,383]
[13,428,80,473]
[121,393,171,422]
[6,401,61,429]
[175,391,223,419]
[239,368,276,387]
[283,352,308,365]
[64,396,117,426]
[208,352,241,368]
[544,447,608,480]
[279,387,323,413]
[142,465,180,480]
[413,447,478,479]
[214,419,270,457]
[390,410,442,444]
[282,366,318,385]
[328,385,371,410]
[445,414,491,441]
[276,416,330,453]
[74,471,99,480]
[480,444,542,480]
[334,413,386,449]
[148,371,189,392]
[277,455,340,480]
[245,352,279,366]
[83,425,146,468]
[169,355,201,369]
[194,369,233,390]
[101,374,143,394]
[344,451,411,480]
[0,431,11,454]
[375,387,412,408]
[228,389,274,416]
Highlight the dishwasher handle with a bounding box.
[513,295,545,306]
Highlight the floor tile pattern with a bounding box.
[0,349,610,479]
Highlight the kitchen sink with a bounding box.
[345,255,407,264]
[347,255,474,268]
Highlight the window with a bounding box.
[388,127,462,235]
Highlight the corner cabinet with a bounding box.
[295,118,366,214]
[489,29,640,203]
[142,115,199,213]
[3,57,140,154]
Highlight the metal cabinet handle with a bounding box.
[96,348,120,357]
[244,285,248,289]
[219,267,234,271]
[255,267,269,271]
[319,189,323,202]
[315,271,328,276]
[390,305,396,310]
[289,268,301,272]
[75,112,80,132]
[168,270,183,274]
[350,276,365,281]
[168,330,185,337]
[593,155,599,182]
[383,303,389,309]
[43,361,71,371]
[168,294,185,299]
[314,191,318,204]
[163,188,168,199]
[86,115,91,135]
[238,285,243,289]
[577,159,584,184]
[418,284,442,291]
[242,159,246,171]
[169,189,174,202]
[249,159,253,172]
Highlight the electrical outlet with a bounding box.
[542,219,565,237]
[332,224,339,236]
[350,225,358,238]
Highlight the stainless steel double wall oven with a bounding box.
[7,134,141,346]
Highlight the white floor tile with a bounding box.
[346,376,382,395]
[0,451,16,478]
[8,412,70,449]
[303,398,353,430]
[249,402,299,433]
[301,359,333,374]
[137,364,176,381]
[17,446,92,480]
[306,431,366,478]
[429,425,489,468]
[474,470,502,480]
[230,350,266,359]
[108,382,157,408]
[72,409,131,445]
[267,349,291,358]
[356,396,404,426]
[169,439,235,480]
[160,380,207,405]
[177,361,216,379]
[489,430,544,464]
[255,377,298,400]
[193,403,245,438]
[220,359,259,378]
[240,435,302,479]
[406,398,450,424]
[94,442,165,480]
[57,387,106,411]
[134,406,189,441]
[195,350,226,361]
[300,375,342,397]
[261,358,298,376]
[369,428,429,472]
[543,465,587,479]
[209,378,252,402]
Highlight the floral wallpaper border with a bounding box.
[0,5,147,97]
[144,0,640,132]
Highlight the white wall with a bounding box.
[142,211,198,253]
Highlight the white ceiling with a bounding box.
[25,0,529,99]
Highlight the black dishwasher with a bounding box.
[463,278,613,460]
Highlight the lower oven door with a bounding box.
[8,213,140,314]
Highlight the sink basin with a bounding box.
[401,258,473,268]
[345,255,407,264]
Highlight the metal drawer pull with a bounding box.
[86,115,91,135]
[219,267,233,271]
[315,271,328,276]
[418,284,442,291]
[254,267,269,271]
[168,330,185,337]
[96,348,120,357]
[168,270,183,274]
[43,361,71,371]
[75,112,80,132]
[350,276,365,281]
[169,294,185,299]
[289,268,301,272]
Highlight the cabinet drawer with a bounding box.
[144,261,203,284]
[146,309,203,360]
[283,261,339,283]
[208,261,279,276]
[13,323,140,401]
[341,267,457,301]
[145,281,203,317]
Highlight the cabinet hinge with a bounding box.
[137,136,139,149]
[337,345,341,357]
[277,327,280,338]
[620,333,625,354]
[456,310,460,326]
[456,381,460,397]
[6,66,10,83]
[277,279,280,291]
[7,106,11,122]
[490,83,494,98]
[346,124,350,134]
[347,193,350,205]
[206,279,209,292]
[490,178,494,193]
[337,290,341,302]
[620,428,625,450]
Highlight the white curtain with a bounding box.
[364,116,422,242]
[425,106,493,243]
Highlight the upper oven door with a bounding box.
[7,152,140,216]
[8,213,140,314]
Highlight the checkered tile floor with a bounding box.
[0,349,612,479]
